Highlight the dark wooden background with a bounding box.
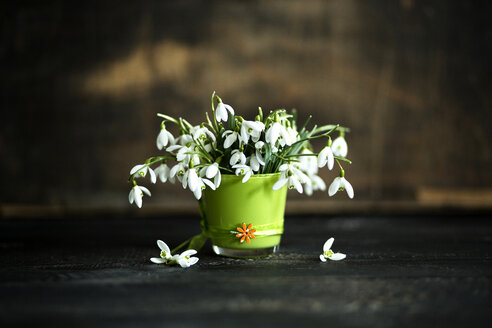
[1,0,491,216]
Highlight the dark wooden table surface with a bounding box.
[1,214,491,327]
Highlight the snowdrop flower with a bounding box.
[304,174,327,196]
[222,130,239,149]
[186,168,200,191]
[203,163,221,188]
[192,126,216,144]
[331,136,348,157]
[128,185,151,208]
[191,177,215,200]
[130,164,156,184]
[184,167,215,199]
[328,176,354,199]
[150,240,172,264]
[318,145,334,170]
[233,164,253,183]
[175,249,199,268]
[265,122,281,146]
[156,127,175,150]
[248,153,261,172]
[154,163,171,183]
[176,134,193,146]
[273,164,309,193]
[265,122,291,147]
[215,102,234,122]
[286,127,298,144]
[320,237,346,262]
[169,162,187,183]
[240,120,265,143]
[299,149,318,176]
[230,149,246,166]
[255,141,265,165]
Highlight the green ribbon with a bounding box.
[200,220,283,243]
[172,220,284,254]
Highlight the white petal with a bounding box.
[188,257,199,266]
[128,188,135,204]
[224,133,236,148]
[291,177,303,193]
[157,240,170,253]
[319,255,327,262]
[206,164,218,179]
[166,145,182,152]
[323,238,334,252]
[139,186,152,197]
[342,178,354,199]
[193,187,202,200]
[130,164,145,175]
[312,175,326,191]
[224,104,234,115]
[327,151,334,170]
[181,249,197,257]
[188,169,199,192]
[273,178,288,190]
[150,257,166,264]
[178,258,190,268]
[214,172,221,188]
[148,167,157,184]
[202,178,216,190]
[329,253,346,261]
[279,164,289,172]
[134,189,143,208]
[242,171,252,183]
[328,177,341,196]
[331,137,348,157]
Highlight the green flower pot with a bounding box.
[199,173,288,258]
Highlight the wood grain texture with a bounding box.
[0,215,491,327]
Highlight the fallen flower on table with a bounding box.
[320,237,346,262]
[150,240,198,268]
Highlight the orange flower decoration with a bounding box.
[235,223,257,243]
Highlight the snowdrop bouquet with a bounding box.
[128,92,353,208]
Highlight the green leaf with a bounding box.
[188,233,208,251]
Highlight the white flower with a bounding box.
[156,128,175,150]
[240,120,265,143]
[230,149,246,166]
[192,126,216,144]
[149,241,199,268]
[248,153,261,172]
[154,163,171,183]
[320,237,346,262]
[222,130,239,149]
[328,176,354,199]
[233,164,253,183]
[318,146,334,170]
[286,127,298,144]
[204,163,221,188]
[255,141,265,165]
[216,102,234,122]
[299,149,318,176]
[331,136,348,157]
[150,240,172,264]
[265,122,279,146]
[130,164,156,184]
[186,168,200,192]
[273,164,309,193]
[175,249,199,268]
[304,174,327,196]
[169,162,187,182]
[128,185,151,208]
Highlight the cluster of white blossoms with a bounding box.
[128,93,354,207]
